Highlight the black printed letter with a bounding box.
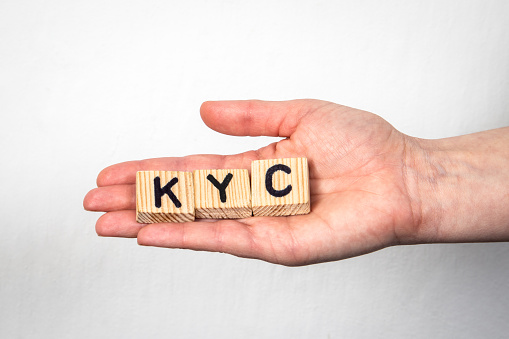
[207,173,233,203]
[154,176,181,208]
[265,164,292,197]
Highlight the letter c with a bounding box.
[265,164,292,197]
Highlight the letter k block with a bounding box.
[251,158,310,217]
[136,171,195,223]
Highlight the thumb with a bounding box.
[200,99,326,137]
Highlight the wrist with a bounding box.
[404,128,509,244]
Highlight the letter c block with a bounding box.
[251,158,310,217]
[136,171,195,223]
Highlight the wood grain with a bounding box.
[251,158,310,217]
[136,171,195,223]
[193,169,252,219]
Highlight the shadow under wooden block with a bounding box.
[136,171,195,223]
[251,158,310,217]
[193,169,252,219]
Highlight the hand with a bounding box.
[83,99,425,265]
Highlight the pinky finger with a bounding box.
[96,210,147,238]
[136,220,260,260]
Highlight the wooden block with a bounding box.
[251,157,310,217]
[136,171,195,223]
[193,169,252,219]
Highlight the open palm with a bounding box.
[84,100,419,265]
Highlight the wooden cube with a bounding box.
[251,158,310,217]
[193,169,252,219]
[136,171,195,223]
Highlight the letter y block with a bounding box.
[193,169,252,219]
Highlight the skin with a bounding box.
[83,99,509,266]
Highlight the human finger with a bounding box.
[96,152,259,187]
[137,219,263,260]
[136,215,315,265]
[96,210,145,238]
[83,185,135,211]
[200,99,330,137]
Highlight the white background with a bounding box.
[1,0,508,338]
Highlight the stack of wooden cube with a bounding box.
[136,157,310,223]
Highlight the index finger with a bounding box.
[96,152,259,187]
